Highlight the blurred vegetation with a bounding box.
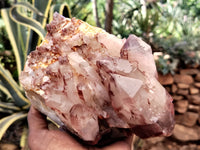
[0,0,200,148]
[112,0,200,74]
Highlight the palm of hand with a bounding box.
[28,106,132,150]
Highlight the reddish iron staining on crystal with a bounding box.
[20,13,174,144]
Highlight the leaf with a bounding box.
[0,83,12,99]
[0,63,22,92]
[32,0,52,27]
[0,107,14,114]
[47,117,60,128]
[70,0,91,19]
[1,9,26,76]
[31,0,53,50]
[26,0,52,55]
[9,3,46,40]
[49,3,71,23]
[0,101,20,111]
[0,64,30,107]
[0,112,27,140]
[20,126,28,149]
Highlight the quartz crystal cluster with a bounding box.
[20,13,174,144]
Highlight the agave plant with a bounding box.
[0,0,71,148]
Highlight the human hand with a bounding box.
[28,106,133,150]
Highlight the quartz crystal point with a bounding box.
[20,13,174,144]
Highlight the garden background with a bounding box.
[0,0,200,149]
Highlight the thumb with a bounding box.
[27,106,48,131]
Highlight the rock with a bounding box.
[144,136,165,144]
[189,87,199,95]
[177,89,189,96]
[188,104,200,112]
[187,95,200,105]
[0,143,18,150]
[195,73,200,82]
[149,144,166,150]
[173,95,184,101]
[158,73,174,85]
[174,100,188,114]
[172,84,178,93]
[174,74,194,84]
[173,124,200,141]
[165,87,171,93]
[177,83,190,89]
[175,114,184,124]
[165,142,180,150]
[181,112,199,127]
[180,69,199,75]
[179,144,198,150]
[175,113,199,127]
[19,13,175,143]
[194,82,200,88]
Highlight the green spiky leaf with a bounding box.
[0,83,12,100]
[0,112,27,140]
[9,2,46,40]
[0,64,29,107]
[0,101,20,111]
[28,0,53,54]
[1,9,27,76]
[49,3,71,23]
[20,126,28,148]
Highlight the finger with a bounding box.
[47,130,87,150]
[27,106,48,131]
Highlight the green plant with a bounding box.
[0,0,71,148]
[0,18,12,51]
[153,1,200,71]
[113,0,160,40]
[112,0,200,74]
[61,0,92,22]
[112,0,141,38]
[155,55,176,75]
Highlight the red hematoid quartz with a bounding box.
[20,13,175,144]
